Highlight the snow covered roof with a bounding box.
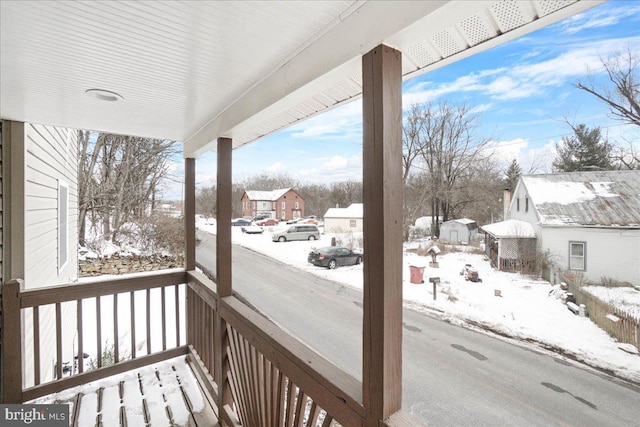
[519,171,640,227]
[481,219,536,238]
[324,203,363,219]
[245,188,293,201]
[442,218,478,230]
[414,216,442,228]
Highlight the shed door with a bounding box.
[450,230,458,243]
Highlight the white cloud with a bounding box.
[265,161,285,173]
[297,154,362,183]
[323,155,349,170]
[288,101,362,139]
[404,36,640,104]
[558,3,640,35]
[485,138,530,164]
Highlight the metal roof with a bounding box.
[519,170,640,227]
[0,1,601,157]
[324,203,363,219]
[481,219,537,238]
[244,188,292,202]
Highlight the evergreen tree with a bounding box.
[504,159,521,192]
[552,124,613,172]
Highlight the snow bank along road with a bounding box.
[196,232,640,426]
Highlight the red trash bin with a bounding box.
[409,265,425,284]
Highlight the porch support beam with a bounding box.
[2,120,26,280]
[216,137,232,297]
[185,158,196,271]
[362,44,403,423]
[215,137,233,417]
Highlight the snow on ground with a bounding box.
[197,218,640,383]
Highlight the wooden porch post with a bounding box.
[1,281,24,403]
[215,137,233,419]
[185,158,196,271]
[362,44,403,424]
[216,138,232,297]
[2,121,26,403]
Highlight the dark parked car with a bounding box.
[308,246,362,269]
[232,218,252,227]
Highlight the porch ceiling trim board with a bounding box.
[0,2,602,156]
[184,0,602,155]
[183,1,449,156]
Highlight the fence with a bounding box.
[566,279,639,349]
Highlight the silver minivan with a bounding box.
[272,224,320,242]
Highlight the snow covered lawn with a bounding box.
[198,218,640,384]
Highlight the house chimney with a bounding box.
[503,189,511,220]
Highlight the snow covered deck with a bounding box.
[32,356,217,427]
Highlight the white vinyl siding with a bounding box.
[22,123,78,386]
[324,217,363,233]
[537,227,639,284]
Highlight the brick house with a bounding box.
[241,188,304,221]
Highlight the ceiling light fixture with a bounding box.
[85,88,124,102]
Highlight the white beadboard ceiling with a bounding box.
[0,0,602,157]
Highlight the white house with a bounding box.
[2,121,79,386]
[439,218,478,244]
[324,203,363,233]
[507,171,640,285]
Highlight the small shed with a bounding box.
[481,219,537,272]
[439,218,478,244]
[323,203,363,232]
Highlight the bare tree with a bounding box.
[414,102,492,236]
[576,47,639,127]
[78,131,178,245]
[402,103,427,184]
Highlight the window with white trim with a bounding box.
[58,180,69,272]
[281,211,286,220]
[295,201,299,209]
[569,242,586,271]
[350,219,356,228]
[281,201,285,209]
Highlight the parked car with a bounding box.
[286,218,302,224]
[232,218,252,227]
[256,218,279,227]
[298,218,319,225]
[308,246,362,269]
[253,215,269,221]
[272,225,320,242]
[242,225,264,234]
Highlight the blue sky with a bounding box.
[164,1,640,199]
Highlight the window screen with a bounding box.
[569,242,585,271]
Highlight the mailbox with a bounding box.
[428,277,440,300]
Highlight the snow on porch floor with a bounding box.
[32,356,218,426]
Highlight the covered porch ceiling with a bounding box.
[1,0,602,157]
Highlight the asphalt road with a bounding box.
[196,232,640,426]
